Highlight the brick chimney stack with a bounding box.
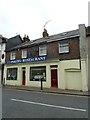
[23,34,30,42]
[42,28,49,37]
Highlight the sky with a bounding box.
[0,0,89,40]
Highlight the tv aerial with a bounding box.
[43,20,51,29]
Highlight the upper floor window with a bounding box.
[39,45,47,56]
[59,40,69,53]
[22,49,27,58]
[10,51,16,60]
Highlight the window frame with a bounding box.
[59,41,69,54]
[10,51,16,60]
[22,49,27,58]
[39,45,47,56]
[30,66,46,81]
[7,68,18,80]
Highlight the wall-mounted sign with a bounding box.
[6,56,47,64]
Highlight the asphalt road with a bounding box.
[2,87,89,118]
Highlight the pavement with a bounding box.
[2,85,90,97]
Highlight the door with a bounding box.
[51,69,58,88]
[66,71,82,90]
[22,68,26,85]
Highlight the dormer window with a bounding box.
[59,40,69,53]
[10,51,16,60]
[22,49,27,58]
[39,45,47,56]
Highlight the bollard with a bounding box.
[41,78,43,90]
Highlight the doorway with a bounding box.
[51,68,58,88]
[22,67,26,85]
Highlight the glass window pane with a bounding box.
[59,42,69,53]
[10,52,16,60]
[30,66,46,81]
[7,68,17,80]
[22,49,27,58]
[39,45,46,56]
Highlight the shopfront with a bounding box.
[4,58,60,88]
[4,58,87,91]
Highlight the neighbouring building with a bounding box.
[0,35,23,84]
[0,35,7,84]
[87,26,90,91]
[4,24,89,91]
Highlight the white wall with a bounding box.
[4,59,88,91]
[1,43,6,64]
[65,71,82,90]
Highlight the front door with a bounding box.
[51,69,58,88]
[22,68,26,85]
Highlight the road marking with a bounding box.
[11,98,87,112]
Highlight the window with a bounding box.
[59,41,69,53]
[30,66,46,81]
[10,51,16,60]
[39,45,47,56]
[22,49,27,58]
[7,68,17,80]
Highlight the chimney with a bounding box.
[23,34,30,42]
[42,28,49,37]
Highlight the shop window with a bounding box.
[30,66,46,81]
[10,51,16,60]
[59,40,69,53]
[7,68,17,80]
[39,45,47,56]
[22,49,27,58]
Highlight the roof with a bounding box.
[0,35,7,44]
[11,29,79,51]
[6,35,23,52]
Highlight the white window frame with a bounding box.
[22,49,27,58]
[59,41,69,53]
[39,45,47,56]
[10,51,16,60]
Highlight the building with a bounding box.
[0,35,7,84]
[4,24,89,91]
[0,35,23,84]
[87,26,90,91]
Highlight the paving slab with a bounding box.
[3,85,90,97]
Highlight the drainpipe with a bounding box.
[79,58,81,70]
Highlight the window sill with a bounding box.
[59,51,69,54]
[10,59,16,60]
[22,57,27,59]
[39,54,47,56]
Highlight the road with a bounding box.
[2,87,88,118]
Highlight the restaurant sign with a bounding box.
[6,56,47,64]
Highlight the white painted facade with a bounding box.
[4,59,88,91]
[0,35,6,64]
[0,43,6,64]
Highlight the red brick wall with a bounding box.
[6,37,80,62]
